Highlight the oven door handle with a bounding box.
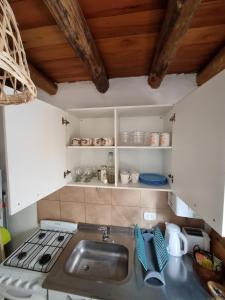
[0,286,46,300]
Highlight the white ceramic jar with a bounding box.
[160,132,170,147]
[149,132,160,147]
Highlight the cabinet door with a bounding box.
[172,70,225,236]
[4,100,66,215]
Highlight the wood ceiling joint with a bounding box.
[43,0,109,93]
[196,45,225,86]
[148,0,202,89]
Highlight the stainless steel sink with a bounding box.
[65,240,129,282]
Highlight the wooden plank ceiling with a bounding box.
[9,0,225,86]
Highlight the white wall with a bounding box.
[7,203,38,250]
[38,74,197,109]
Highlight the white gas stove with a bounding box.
[0,220,77,300]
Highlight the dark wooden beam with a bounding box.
[196,46,225,86]
[28,63,58,95]
[148,0,202,89]
[43,0,109,93]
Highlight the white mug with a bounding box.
[71,137,81,146]
[93,138,102,146]
[102,137,114,146]
[131,171,139,184]
[120,171,130,184]
[81,138,93,146]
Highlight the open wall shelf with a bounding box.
[65,105,174,191]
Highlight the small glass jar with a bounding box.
[119,131,130,145]
[72,167,83,182]
[130,131,145,145]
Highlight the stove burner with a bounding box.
[17,252,27,260]
[38,232,46,239]
[57,235,64,242]
[39,254,51,265]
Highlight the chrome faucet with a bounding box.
[98,226,110,242]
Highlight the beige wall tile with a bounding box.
[61,202,85,223]
[140,208,172,229]
[111,206,141,227]
[141,207,204,229]
[37,200,60,221]
[85,188,111,204]
[59,186,84,203]
[112,190,140,207]
[140,191,168,208]
[37,187,204,229]
[41,190,60,201]
[85,204,111,225]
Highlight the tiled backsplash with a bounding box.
[37,187,204,228]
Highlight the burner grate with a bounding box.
[4,229,73,273]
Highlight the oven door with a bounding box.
[0,285,46,300]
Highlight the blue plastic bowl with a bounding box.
[139,173,168,186]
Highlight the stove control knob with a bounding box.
[4,277,12,285]
[30,282,40,290]
[21,281,31,289]
[12,279,22,287]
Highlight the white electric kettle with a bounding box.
[165,223,188,257]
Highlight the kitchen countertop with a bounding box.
[43,224,211,300]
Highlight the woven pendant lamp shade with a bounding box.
[0,0,37,105]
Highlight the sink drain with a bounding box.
[81,265,90,271]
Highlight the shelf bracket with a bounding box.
[64,170,71,178]
[62,117,70,126]
[169,113,176,122]
[168,174,174,183]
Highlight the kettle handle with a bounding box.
[179,232,188,255]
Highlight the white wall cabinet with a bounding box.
[3,100,67,215]
[3,70,225,235]
[172,71,225,236]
